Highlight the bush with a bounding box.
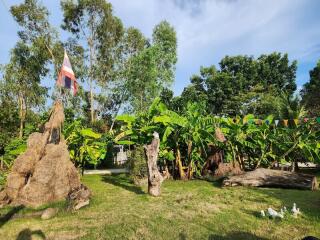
[127,146,148,181]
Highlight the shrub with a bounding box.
[127,146,148,181]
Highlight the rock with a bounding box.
[67,184,91,211]
[0,101,88,208]
[41,208,59,220]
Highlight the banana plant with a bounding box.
[273,120,320,170]
[64,120,107,175]
[115,98,188,179]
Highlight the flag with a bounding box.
[293,119,299,126]
[57,50,78,95]
[283,119,288,127]
[275,120,279,126]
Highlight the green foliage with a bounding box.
[2,138,27,168]
[0,138,27,187]
[116,98,320,179]
[0,91,19,154]
[301,60,320,117]
[64,120,107,173]
[124,21,177,113]
[127,146,148,180]
[177,53,297,117]
[220,116,320,169]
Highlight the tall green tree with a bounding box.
[180,53,297,117]
[0,75,20,155]
[126,21,177,113]
[61,0,125,123]
[3,42,48,138]
[301,60,320,117]
[3,0,61,138]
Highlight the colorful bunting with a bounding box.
[275,120,279,126]
[283,119,288,127]
[294,119,299,126]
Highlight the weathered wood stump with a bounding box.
[222,168,318,190]
[144,132,163,197]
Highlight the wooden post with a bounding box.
[144,132,164,196]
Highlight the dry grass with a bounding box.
[0,173,319,240]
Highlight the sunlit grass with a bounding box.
[0,173,319,239]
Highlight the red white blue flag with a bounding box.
[57,50,78,95]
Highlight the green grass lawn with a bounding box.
[0,173,319,240]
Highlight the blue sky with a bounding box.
[1,0,320,95]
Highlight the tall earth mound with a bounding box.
[0,101,88,208]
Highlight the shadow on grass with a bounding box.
[0,205,24,229]
[208,231,269,240]
[16,228,46,240]
[102,174,145,195]
[197,176,224,188]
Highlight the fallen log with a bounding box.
[222,168,318,190]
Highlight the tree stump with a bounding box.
[222,168,318,190]
[144,132,163,197]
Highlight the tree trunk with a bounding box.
[201,146,224,175]
[162,163,171,180]
[187,162,193,179]
[144,132,163,196]
[90,84,94,123]
[222,168,318,190]
[175,147,186,180]
[88,35,95,124]
[18,94,26,139]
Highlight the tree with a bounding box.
[182,53,297,117]
[125,21,177,113]
[152,21,177,86]
[3,0,61,138]
[61,0,125,123]
[3,42,48,139]
[301,60,320,117]
[0,76,20,155]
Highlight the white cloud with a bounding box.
[109,0,320,94]
[1,0,318,94]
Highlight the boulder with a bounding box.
[41,208,59,220]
